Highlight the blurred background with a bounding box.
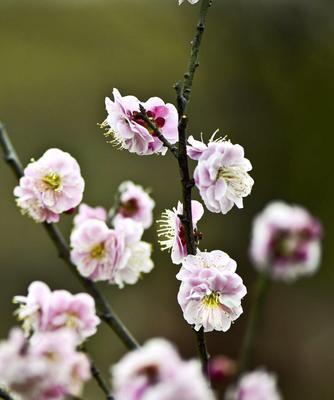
[0,0,334,398]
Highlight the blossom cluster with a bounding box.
[70,180,155,287]
[111,338,215,400]
[14,281,100,343]
[0,282,100,399]
[0,328,90,400]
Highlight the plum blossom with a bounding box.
[225,369,282,400]
[102,88,178,156]
[111,338,215,400]
[14,281,100,344]
[70,218,154,287]
[177,250,246,332]
[178,0,200,4]
[73,203,107,227]
[157,200,204,264]
[250,201,322,282]
[187,135,254,214]
[113,181,155,229]
[208,355,237,385]
[14,148,85,223]
[0,328,90,400]
[70,219,127,282]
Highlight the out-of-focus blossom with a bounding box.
[250,201,322,282]
[157,200,204,264]
[73,203,107,227]
[177,250,246,332]
[14,148,85,223]
[14,281,100,344]
[208,356,237,385]
[225,369,282,400]
[102,89,178,156]
[179,0,200,4]
[0,328,90,400]
[111,338,215,400]
[187,135,254,214]
[113,181,155,229]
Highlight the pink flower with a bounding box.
[14,148,85,223]
[14,281,100,344]
[102,89,178,156]
[111,338,215,400]
[157,200,204,264]
[176,250,246,332]
[225,369,282,400]
[0,328,90,400]
[250,201,322,282]
[73,203,107,227]
[188,136,254,214]
[113,181,155,229]
[70,219,127,282]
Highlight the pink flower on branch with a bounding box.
[188,135,254,214]
[111,338,215,400]
[250,201,322,282]
[14,148,85,223]
[14,281,100,344]
[157,200,204,264]
[177,250,247,332]
[102,88,178,156]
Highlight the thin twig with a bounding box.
[82,346,114,400]
[0,122,139,351]
[174,0,214,377]
[0,388,14,400]
[138,105,179,158]
[238,273,270,374]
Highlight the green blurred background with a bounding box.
[0,0,333,398]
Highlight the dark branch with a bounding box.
[0,122,139,351]
[138,105,179,158]
[174,0,214,377]
[0,388,14,400]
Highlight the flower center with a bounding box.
[42,172,62,191]
[90,243,105,259]
[65,313,78,329]
[119,198,139,217]
[218,166,253,197]
[203,291,220,307]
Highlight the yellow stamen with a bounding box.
[42,172,61,191]
[90,243,105,259]
[203,292,220,307]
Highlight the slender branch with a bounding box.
[82,346,114,400]
[138,105,179,158]
[0,122,139,351]
[0,388,14,400]
[238,273,270,374]
[174,0,214,377]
